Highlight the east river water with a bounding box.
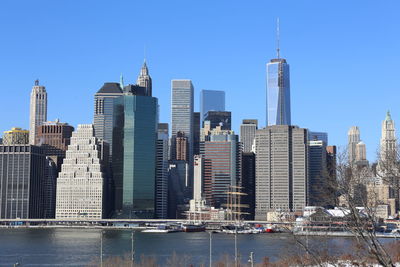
[0,228,392,266]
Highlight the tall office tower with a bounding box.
[36,120,74,170]
[380,111,396,161]
[309,131,328,144]
[240,119,258,153]
[156,123,169,219]
[113,85,157,218]
[0,145,45,219]
[175,131,188,161]
[355,141,369,168]
[2,127,29,145]
[202,129,241,208]
[94,82,123,156]
[266,26,291,127]
[348,126,361,164]
[193,112,201,156]
[241,152,256,220]
[36,120,74,218]
[326,145,337,205]
[43,157,57,218]
[171,80,194,188]
[203,111,231,130]
[29,80,47,145]
[200,90,225,121]
[189,155,204,212]
[136,60,152,96]
[56,124,107,219]
[308,140,329,207]
[255,125,308,219]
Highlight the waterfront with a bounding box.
[0,228,389,266]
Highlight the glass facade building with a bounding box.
[113,93,157,218]
[94,82,123,158]
[266,58,291,126]
[200,90,225,121]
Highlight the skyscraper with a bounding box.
[255,125,308,219]
[203,111,231,130]
[94,82,123,156]
[202,128,241,208]
[240,119,258,153]
[36,120,74,218]
[380,111,396,161]
[156,123,169,219]
[56,124,107,219]
[136,60,152,96]
[348,126,360,164]
[200,90,225,121]
[113,86,158,218]
[241,152,256,220]
[29,80,47,145]
[308,140,328,206]
[193,112,201,156]
[0,145,45,219]
[171,80,194,191]
[266,21,291,126]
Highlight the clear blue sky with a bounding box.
[1,1,399,161]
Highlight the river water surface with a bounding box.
[0,228,382,266]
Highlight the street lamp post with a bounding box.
[209,231,212,267]
[100,231,103,267]
[248,252,254,267]
[131,230,135,267]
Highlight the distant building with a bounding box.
[308,131,328,144]
[241,152,256,220]
[175,131,188,161]
[136,60,152,96]
[266,58,291,126]
[93,82,123,157]
[36,120,74,218]
[240,119,258,153]
[171,80,194,191]
[29,80,47,145]
[56,124,108,219]
[193,112,201,156]
[200,90,225,121]
[348,126,360,164]
[113,86,158,218]
[36,120,74,170]
[255,125,308,219]
[380,111,396,161]
[156,123,169,219]
[202,128,241,208]
[204,111,231,130]
[2,127,29,145]
[308,140,329,207]
[0,145,45,219]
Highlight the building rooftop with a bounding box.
[96,82,123,94]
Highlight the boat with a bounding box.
[142,224,181,233]
[181,223,206,232]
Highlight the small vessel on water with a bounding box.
[181,223,206,232]
[142,224,181,233]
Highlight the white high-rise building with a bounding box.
[380,111,396,161]
[29,80,47,145]
[240,119,258,153]
[348,126,360,164]
[55,124,106,219]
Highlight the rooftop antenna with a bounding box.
[144,44,147,63]
[276,18,280,59]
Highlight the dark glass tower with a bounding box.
[266,58,291,126]
[112,87,158,219]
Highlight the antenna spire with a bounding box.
[276,18,280,59]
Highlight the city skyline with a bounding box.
[1,1,400,161]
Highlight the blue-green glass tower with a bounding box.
[112,85,157,218]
